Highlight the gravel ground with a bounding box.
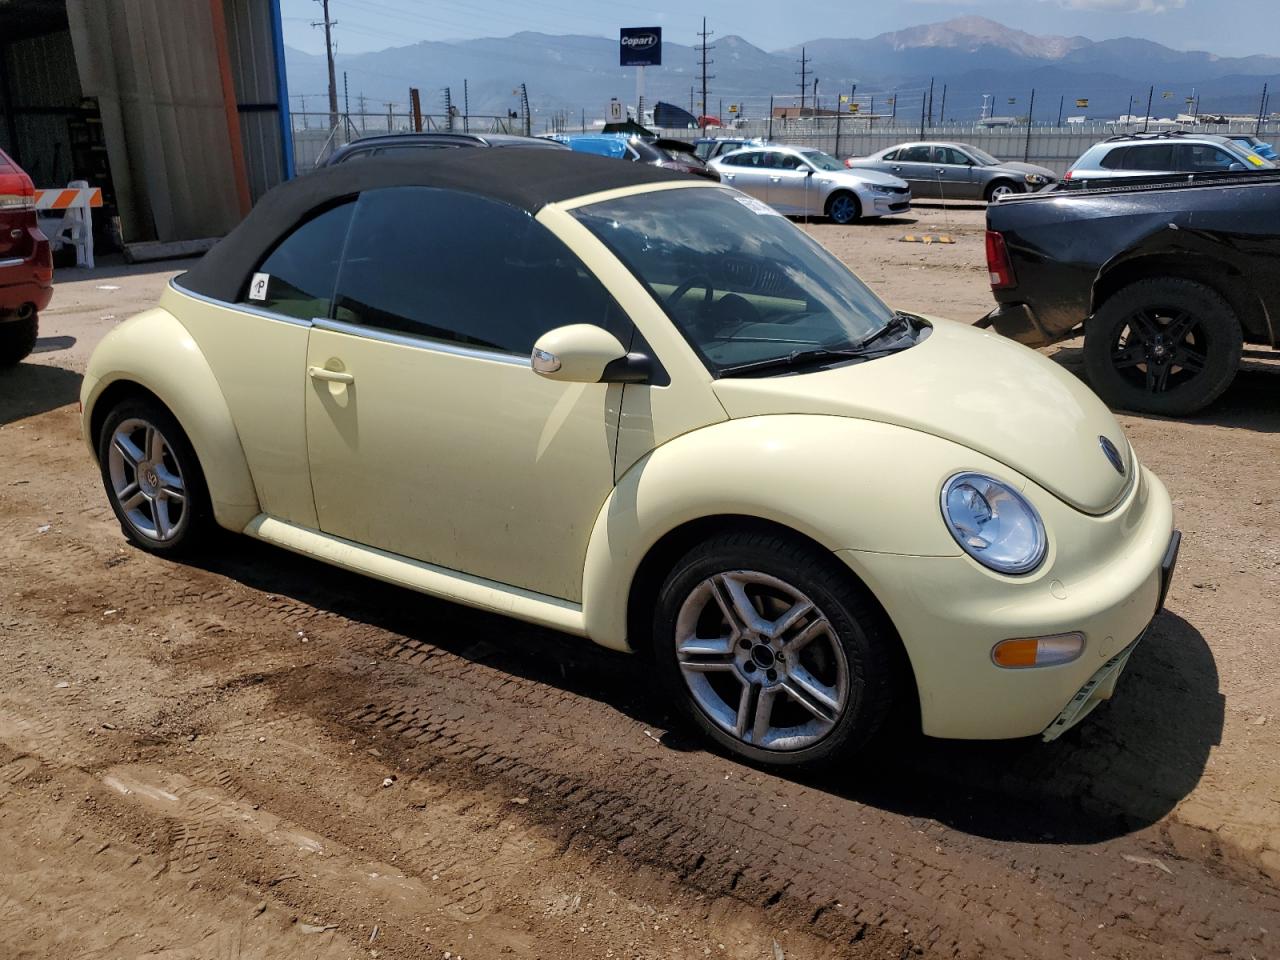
[1,205,1277,959]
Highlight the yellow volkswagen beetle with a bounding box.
[81,150,1178,766]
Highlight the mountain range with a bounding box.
[283,16,1280,124]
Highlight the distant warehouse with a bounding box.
[0,0,293,256]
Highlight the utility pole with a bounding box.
[698,17,715,135]
[1024,88,1036,162]
[796,47,810,115]
[919,88,926,139]
[1125,94,1134,125]
[939,84,947,124]
[1142,85,1154,133]
[463,79,469,133]
[768,95,774,139]
[384,101,395,133]
[312,0,339,132]
[357,92,367,132]
[300,94,308,130]
[519,83,530,136]
[926,77,935,126]
[1258,82,1269,134]
[1057,94,1063,126]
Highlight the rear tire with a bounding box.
[826,191,862,225]
[0,314,38,367]
[97,397,213,555]
[653,530,899,768]
[1083,277,1242,416]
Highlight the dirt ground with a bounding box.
[1,204,1278,960]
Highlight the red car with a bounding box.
[0,147,52,366]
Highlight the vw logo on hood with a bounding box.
[1099,435,1126,476]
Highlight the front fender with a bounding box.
[80,308,260,531]
[580,414,1016,650]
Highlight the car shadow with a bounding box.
[188,534,1221,848]
[0,360,83,425]
[1047,342,1280,434]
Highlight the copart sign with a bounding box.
[620,27,662,67]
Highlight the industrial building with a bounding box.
[0,0,293,255]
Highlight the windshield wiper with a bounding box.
[717,314,917,379]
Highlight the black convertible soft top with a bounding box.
[177,148,692,303]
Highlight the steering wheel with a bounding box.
[666,274,715,314]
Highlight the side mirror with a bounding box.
[1228,162,1247,172]
[531,324,649,384]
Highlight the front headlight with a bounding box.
[1024,173,1049,185]
[941,473,1047,575]
[871,184,897,194]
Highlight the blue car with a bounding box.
[546,134,720,180]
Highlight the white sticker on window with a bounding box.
[248,272,270,301]
[733,195,781,216]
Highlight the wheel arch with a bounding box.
[81,309,260,531]
[1091,251,1270,344]
[984,178,1019,201]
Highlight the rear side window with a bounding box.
[881,149,898,161]
[332,187,626,355]
[1099,147,1129,169]
[1124,145,1174,171]
[242,201,354,319]
[898,146,932,162]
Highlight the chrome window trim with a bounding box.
[169,278,314,328]
[311,316,529,366]
[0,256,25,268]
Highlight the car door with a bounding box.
[303,186,628,603]
[889,145,937,197]
[717,150,771,201]
[934,146,980,199]
[765,152,816,214]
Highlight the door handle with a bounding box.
[892,166,901,172]
[769,176,782,182]
[935,168,946,174]
[308,365,354,384]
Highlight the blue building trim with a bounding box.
[267,0,295,180]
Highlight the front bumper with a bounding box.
[837,467,1176,740]
[1041,529,1180,741]
[869,192,911,215]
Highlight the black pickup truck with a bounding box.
[982,172,1280,415]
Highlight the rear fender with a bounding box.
[80,308,260,531]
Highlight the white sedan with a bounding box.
[712,145,911,223]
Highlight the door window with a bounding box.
[897,145,933,162]
[332,187,626,355]
[1172,143,1240,172]
[241,201,354,319]
[937,147,971,165]
[1124,145,1174,170]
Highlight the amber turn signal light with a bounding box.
[991,633,1085,669]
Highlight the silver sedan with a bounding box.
[710,145,911,223]
[846,142,1057,202]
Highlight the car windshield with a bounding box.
[963,145,1001,165]
[571,187,897,374]
[799,149,844,171]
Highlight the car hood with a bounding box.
[711,318,1132,515]
[828,168,908,188]
[994,161,1057,179]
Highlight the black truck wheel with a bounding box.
[1084,278,1242,416]
[0,314,38,367]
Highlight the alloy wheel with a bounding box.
[1110,307,1208,395]
[829,194,857,224]
[674,570,850,751]
[988,183,1016,201]
[107,417,187,542]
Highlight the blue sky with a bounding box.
[281,0,1277,59]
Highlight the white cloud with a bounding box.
[1058,0,1186,11]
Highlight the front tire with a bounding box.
[825,191,861,225]
[97,398,213,555]
[653,530,899,767]
[1083,277,1242,416]
[0,314,38,367]
[985,180,1020,202]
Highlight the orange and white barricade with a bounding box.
[35,181,102,269]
